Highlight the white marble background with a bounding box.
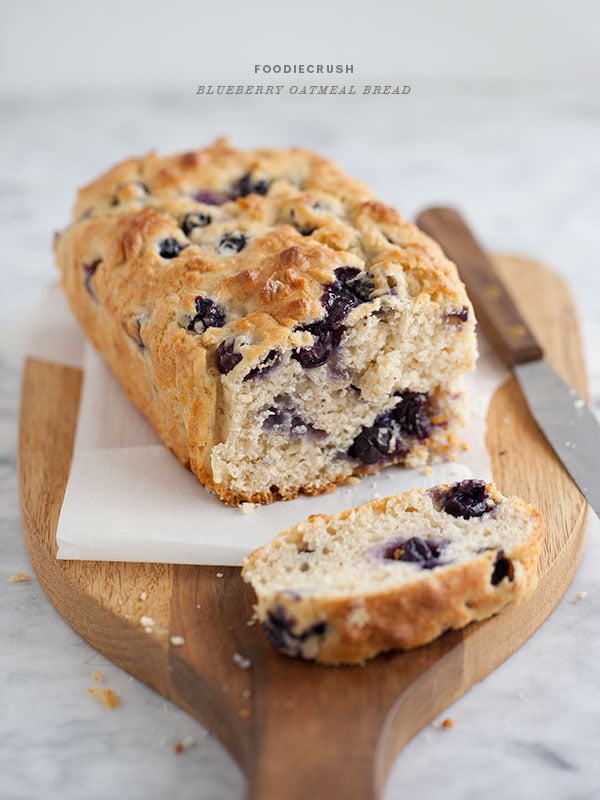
[2,86,600,800]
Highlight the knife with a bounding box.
[416,206,600,519]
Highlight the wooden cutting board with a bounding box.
[19,255,589,800]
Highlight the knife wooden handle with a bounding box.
[416,206,544,367]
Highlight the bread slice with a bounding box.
[55,138,477,505]
[242,480,545,664]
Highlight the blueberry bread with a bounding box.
[55,138,477,506]
[242,480,545,664]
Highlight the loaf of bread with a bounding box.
[55,138,477,505]
[242,480,545,664]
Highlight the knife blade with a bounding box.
[416,206,600,518]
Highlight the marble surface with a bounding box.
[1,87,600,800]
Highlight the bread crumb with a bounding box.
[433,717,456,729]
[577,591,588,599]
[87,687,121,709]
[371,492,382,500]
[421,466,433,476]
[9,572,31,582]
[92,670,104,683]
[170,635,185,647]
[240,503,256,515]
[574,398,585,410]
[173,735,196,754]
[139,591,147,601]
[140,615,155,628]
[242,689,251,699]
[516,692,525,700]
[239,708,251,719]
[233,652,252,670]
[216,572,224,578]
[345,476,361,486]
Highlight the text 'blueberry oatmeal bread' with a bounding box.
[55,138,477,506]
[242,480,545,664]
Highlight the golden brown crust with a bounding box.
[55,139,476,505]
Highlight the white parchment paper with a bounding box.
[5,284,509,565]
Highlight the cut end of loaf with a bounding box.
[208,269,474,505]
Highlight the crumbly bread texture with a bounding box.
[55,138,477,506]
[242,480,545,664]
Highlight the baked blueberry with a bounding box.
[348,410,401,464]
[126,315,147,350]
[158,238,185,259]
[82,259,101,301]
[383,536,448,569]
[217,232,247,255]
[232,172,270,198]
[324,267,375,333]
[333,266,375,302]
[262,606,297,650]
[292,268,374,368]
[182,212,212,236]
[292,320,333,369]
[216,339,243,374]
[349,392,431,464]
[491,550,513,585]
[262,395,326,439]
[194,190,229,206]
[445,306,469,328]
[440,479,492,519]
[394,392,432,440]
[262,605,327,658]
[187,296,226,334]
[263,403,307,436]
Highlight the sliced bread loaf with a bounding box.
[242,480,545,664]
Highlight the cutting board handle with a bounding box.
[168,565,471,800]
[240,634,469,800]
[416,206,544,367]
[168,565,396,799]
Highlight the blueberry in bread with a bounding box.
[55,138,477,506]
[241,480,545,664]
